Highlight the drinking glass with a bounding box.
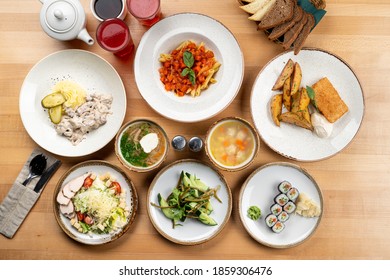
[126,0,162,27]
[96,18,134,60]
[90,0,127,21]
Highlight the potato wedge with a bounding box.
[270,93,283,126]
[299,86,311,111]
[272,58,294,90]
[248,0,276,21]
[279,112,314,131]
[282,76,291,111]
[301,108,311,124]
[290,62,302,96]
[290,88,301,113]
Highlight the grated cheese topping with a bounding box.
[74,188,119,222]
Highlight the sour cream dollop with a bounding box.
[140,133,159,153]
[311,112,333,138]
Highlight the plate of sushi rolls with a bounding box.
[238,162,323,248]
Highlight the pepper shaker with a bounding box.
[188,136,203,152]
[171,135,187,151]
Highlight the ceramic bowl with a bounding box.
[205,117,259,172]
[115,119,169,172]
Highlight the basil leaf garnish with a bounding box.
[306,86,318,109]
[183,51,194,68]
[181,68,190,77]
[188,69,196,85]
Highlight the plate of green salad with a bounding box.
[147,159,232,245]
[53,160,138,245]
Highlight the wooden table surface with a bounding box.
[1,0,389,260]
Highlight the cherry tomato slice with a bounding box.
[110,181,121,194]
[76,212,84,221]
[83,176,93,188]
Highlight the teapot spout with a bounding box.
[77,28,94,46]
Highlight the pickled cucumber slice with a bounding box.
[49,105,62,124]
[41,92,66,108]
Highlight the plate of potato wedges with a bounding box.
[250,48,364,161]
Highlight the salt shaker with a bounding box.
[171,135,186,151]
[188,136,203,152]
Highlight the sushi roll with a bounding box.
[272,221,285,233]
[274,193,289,206]
[278,211,289,222]
[287,187,299,202]
[283,201,296,214]
[265,214,278,228]
[278,181,292,194]
[270,203,283,216]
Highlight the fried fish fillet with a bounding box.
[311,77,348,123]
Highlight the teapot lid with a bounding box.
[45,0,77,33]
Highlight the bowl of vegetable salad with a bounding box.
[53,160,138,245]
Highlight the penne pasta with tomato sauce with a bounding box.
[159,40,221,97]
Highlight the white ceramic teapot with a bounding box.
[39,0,94,45]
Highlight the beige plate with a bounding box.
[147,159,232,245]
[19,50,126,157]
[134,13,244,122]
[53,160,138,245]
[238,162,323,248]
[250,48,365,161]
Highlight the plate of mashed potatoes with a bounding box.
[19,50,126,157]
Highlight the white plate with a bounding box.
[250,48,365,161]
[19,50,126,157]
[134,13,244,123]
[53,160,138,245]
[147,159,232,245]
[239,162,323,248]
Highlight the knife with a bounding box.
[33,160,61,193]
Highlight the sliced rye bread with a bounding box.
[257,0,295,30]
[293,13,315,54]
[268,4,303,41]
[281,11,308,50]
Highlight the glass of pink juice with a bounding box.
[96,18,134,60]
[127,0,162,27]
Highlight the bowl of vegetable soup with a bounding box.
[205,117,259,171]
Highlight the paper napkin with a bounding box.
[0,148,61,239]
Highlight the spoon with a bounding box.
[22,154,47,186]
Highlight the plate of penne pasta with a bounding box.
[134,13,244,123]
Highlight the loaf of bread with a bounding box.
[268,4,303,41]
[293,13,315,55]
[281,11,308,50]
[257,0,295,30]
[238,0,326,54]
